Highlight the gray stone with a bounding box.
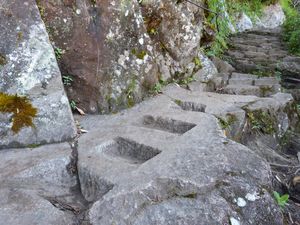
[235,13,253,32]
[224,85,261,96]
[254,77,279,86]
[231,72,257,79]
[0,142,83,225]
[0,189,75,225]
[259,3,286,29]
[228,78,254,85]
[193,53,218,82]
[0,0,76,149]
[76,84,285,225]
[212,56,235,74]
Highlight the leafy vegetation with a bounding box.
[205,0,279,57]
[0,93,37,133]
[247,110,276,134]
[70,100,77,111]
[217,114,237,130]
[281,0,300,55]
[62,75,73,86]
[273,191,289,207]
[54,47,63,60]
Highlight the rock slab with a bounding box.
[0,0,76,149]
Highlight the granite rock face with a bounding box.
[260,3,286,29]
[140,0,205,81]
[39,0,159,113]
[38,0,212,113]
[0,0,76,149]
[235,13,253,32]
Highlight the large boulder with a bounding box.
[260,3,286,29]
[38,0,159,113]
[235,13,253,32]
[0,0,76,149]
[140,0,205,81]
[38,0,211,113]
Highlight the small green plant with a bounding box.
[281,0,300,55]
[273,191,289,208]
[149,28,158,35]
[217,114,237,130]
[70,100,77,111]
[247,110,276,134]
[131,49,147,60]
[125,79,137,107]
[176,75,196,85]
[62,75,73,86]
[54,47,63,60]
[151,78,168,95]
[193,57,202,67]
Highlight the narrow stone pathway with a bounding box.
[1,28,300,225]
[74,28,300,224]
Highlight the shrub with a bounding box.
[281,0,300,55]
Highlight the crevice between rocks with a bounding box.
[43,140,92,225]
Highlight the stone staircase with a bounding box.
[1,28,300,225]
[222,72,281,97]
[222,28,300,101]
[226,28,288,74]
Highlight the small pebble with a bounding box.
[230,217,240,225]
[245,192,259,201]
[237,197,247,207]
[76,9,81,15]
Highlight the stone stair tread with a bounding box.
[223,84,261,96]
[254,77,279,86]
[231,72,257,79]
[228,78,254,85]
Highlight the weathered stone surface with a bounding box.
[259,3,286,29]
[0,143,84,225]
[279,56,300,88]
[212,56,235,74]
[39,0,210,113]
[76,84,288,225]
[140,0,206,80]
[0,0,76,149]
[235,13,253,32]
[39,0,158,113]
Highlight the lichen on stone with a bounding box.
[0,53,7,66]
[0,92,37,134]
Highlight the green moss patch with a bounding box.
[0,93,37,134]
[0,54,7,66]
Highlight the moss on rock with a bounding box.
[0,92,37,134]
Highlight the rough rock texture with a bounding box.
[38,0,211,113]
[226,28,300,99]
[235,13,253,32]
[140,0,205,80]
[259,3,286,29]
[0,0,76,149]
[234,3,285,32]
[76,83,294,224]
[38,0,159,113]
[0,143,86,225]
